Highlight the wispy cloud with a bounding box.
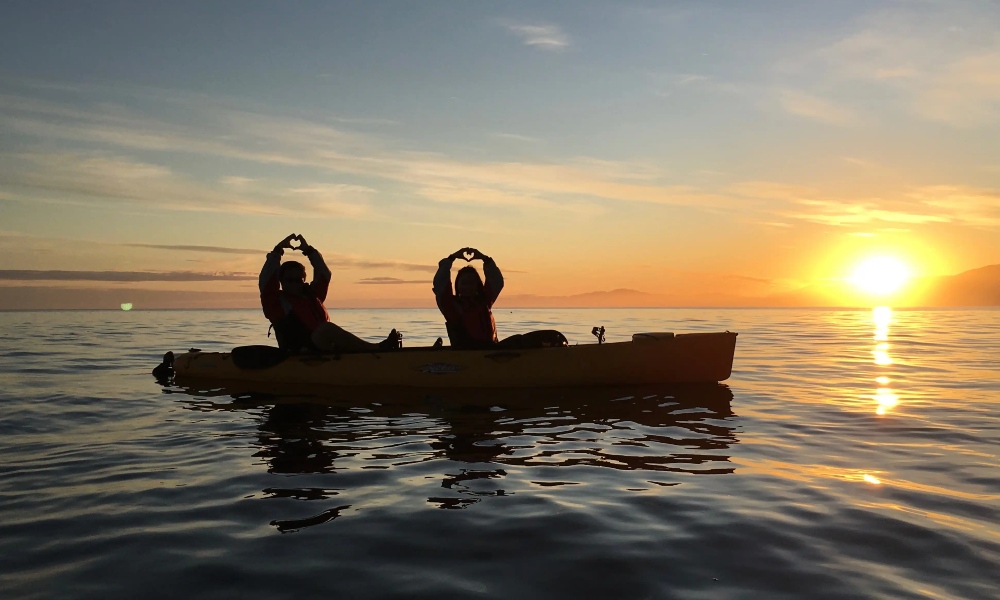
[14,75,990,238]
[329,257,436,273]
[780,188,1000,229]
[778,89,858,125]
[0,151,373,217]
[908,185,1000,227]
[841,156,883,169]
[675,74,709,86]
[728,181,818,202]
[650,72,751,99]
[492,132,541,143]
[0,87,740,219]
[784,200,951,227]
[781,3,1000,126]
[125,243,263,255]
[220,176,257,188]
[650,73,863,126]
[285,184,374,217]
[505,24,570,51]
[123,242,438,272]
[356,277,428,285]
[730,179,1000,229]
[912,52,1000,126]
[0,270,256,282]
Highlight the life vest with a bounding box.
[431,254,504,349]
[259,247,333,352]
[439,294,498,349]
[277,288,329,332]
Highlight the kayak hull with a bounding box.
[173,331,737,388]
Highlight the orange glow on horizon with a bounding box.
[808,235,955,307]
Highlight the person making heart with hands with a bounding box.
[259,233,401,353]
[432,247,504,349]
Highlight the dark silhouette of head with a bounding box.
[455,266,484,298]
[279,261,307,295]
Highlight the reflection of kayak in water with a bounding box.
[171,379,736,411]
[167,381,737,531]
[172,331,737,388]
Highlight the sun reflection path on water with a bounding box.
[871,306,899,416]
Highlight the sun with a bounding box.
[849,256,912,295]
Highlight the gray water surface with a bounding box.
[1,308,997,599]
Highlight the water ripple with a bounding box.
[1,308,998,599]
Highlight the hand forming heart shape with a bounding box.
[462,250,475,262]
[288,235,304,251]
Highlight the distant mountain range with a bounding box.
[758,264,1000,308]
[913,264,1000,306]
[2,264,999,309]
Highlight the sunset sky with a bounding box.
[1,0,999,308]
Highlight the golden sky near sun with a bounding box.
[1,1,998,308]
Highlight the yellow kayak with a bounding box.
[172,331,737,388]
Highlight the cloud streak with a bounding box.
[0,270,257,282]
[778,89,858,125]
[0,89,737,216]
[356,277,428,285]
[4,72,997,246]
[731,180,1000,229]
[505,24,570,50]
[332,257,436,273]
[785,200,951,227]
[908,186,1000,227]
[125,242,438,272]
[125,243,263,255]
[782,3,1000,126]
[0,151,372,217]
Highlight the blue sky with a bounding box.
[1,0,998,307]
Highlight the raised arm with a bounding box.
[260,234,296,322]
[297,235,331,302]
[481,254,504,305]
[433,250,465,299]
[464,248,503,305]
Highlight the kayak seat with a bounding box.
[232,345,290,370]
[632,332,675,342]
[498,329,569,349]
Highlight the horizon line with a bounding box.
[2,305,999,313]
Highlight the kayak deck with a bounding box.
[173,331,737,388]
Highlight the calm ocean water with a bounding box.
[1,308,997,599]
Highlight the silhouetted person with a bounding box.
[433,247,503,349]
[260,233,400,353]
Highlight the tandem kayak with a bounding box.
[171,331,737,388]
